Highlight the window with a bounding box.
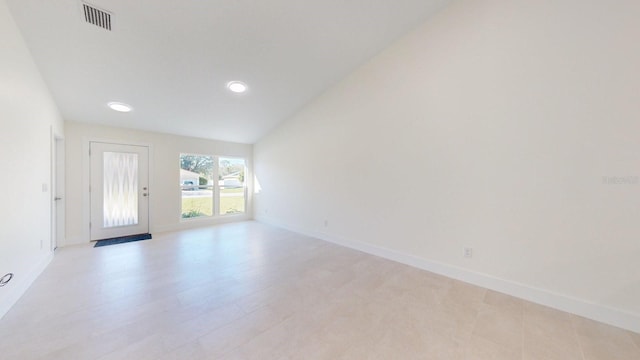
[219,157,246,215]
[180,154,246,219]
[180,154,214,218]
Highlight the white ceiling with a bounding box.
[8,0,450,144]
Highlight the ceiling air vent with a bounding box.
[82,3,112,31]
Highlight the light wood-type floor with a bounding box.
[1,221,638,359]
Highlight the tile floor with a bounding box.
[0,221,638,359]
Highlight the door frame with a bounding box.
[51,132,65,250]
[82,138,154,243]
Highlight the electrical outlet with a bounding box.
[463,247,473,258]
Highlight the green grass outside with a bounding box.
[181,188,245,218]
[220,195,245,214]
[221,188,243,194]
[181,197,213,217]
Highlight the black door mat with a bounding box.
[94,233,152,247]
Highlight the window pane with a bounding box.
[219,157,245,215]
[180,154,214,218]
[103,151,138,227]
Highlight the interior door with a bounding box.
[90,142,149,241]
[53,136,64,250]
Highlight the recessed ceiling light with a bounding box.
[107,102,133,112]
[227,81,248,93]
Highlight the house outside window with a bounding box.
[180,154,246,219]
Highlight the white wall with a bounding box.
[0,0,63,318]
[64,122,253,246]
[254,0,640,332]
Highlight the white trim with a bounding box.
[177,154,249,221]
[50,126,55,250]
[0,252,53,320]
[51,131,65,250]
[255,215,640,334]
[82,137,153,244]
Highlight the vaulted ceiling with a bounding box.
[8,0,450,143]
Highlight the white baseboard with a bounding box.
[0,251,54,320]
[255,215,640,334]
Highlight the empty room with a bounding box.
[1,0,639,359]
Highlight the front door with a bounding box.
[90,142,149,241]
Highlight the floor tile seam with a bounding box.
[470,304,524,355]
[571,317,588,360]
[92,332,163,360]
[633,335,640,352]
[194,308,295,358]
[135,304,247,358]
[521,305,525,360]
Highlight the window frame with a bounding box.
[217,156,248,216]
[179,153,247,221]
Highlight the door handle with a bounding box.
[54,197,63,201]
[143,193,148,197]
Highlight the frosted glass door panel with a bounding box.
[103,152,139,227]
[90,142,149,241]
